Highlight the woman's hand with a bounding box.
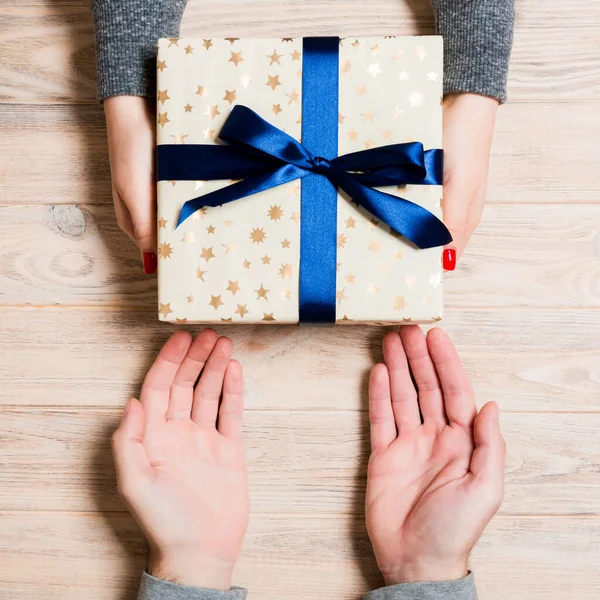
[366,326,505,585]
[442,93,498,269]
[104,96,157,274]
[111,330,249,589]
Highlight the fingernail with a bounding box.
[443,248,456,271]
[143,252,157,275]
[124,398,132,416]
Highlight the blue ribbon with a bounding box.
[157,37,451,325]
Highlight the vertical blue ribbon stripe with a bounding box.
[299,37,340,326]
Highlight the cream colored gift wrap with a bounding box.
[157,36,449,325]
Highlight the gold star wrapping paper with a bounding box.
[157,36,444,324]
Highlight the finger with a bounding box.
[111,398,152,502]
[167,329,219,421]
[426,328,476,427]
[127,183,157,255]
[217,360,245,440]
[141,331,193,423]
[112,189,136,245]
[470,402,506,507]
[191,336,234,427]
[382,332,421,433]
[368,363,396,450]
[399,326,446,426]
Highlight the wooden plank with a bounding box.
[1,203,599,308]
[0,306,598,413]
[1,4,600,102]
[0,409,598,515]
[0,511,598,599]
[2,103,599,206]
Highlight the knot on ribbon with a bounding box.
[310,156,332,174]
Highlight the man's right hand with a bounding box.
[366,326,506,585]
[104,95,157,274]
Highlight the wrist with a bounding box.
[381,557,469,586]
[149,551,235,590]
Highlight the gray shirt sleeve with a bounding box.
[363,573,478,600]
[137,572,247,600]
[90,0,514,103]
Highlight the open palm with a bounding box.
[112,329,249,589]
[366,327,505,585]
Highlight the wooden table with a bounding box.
[0,1,599,598]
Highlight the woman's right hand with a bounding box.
[104,95,157,274]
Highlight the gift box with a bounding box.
[156,36,449,325]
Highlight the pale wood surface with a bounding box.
[1,0,600,599]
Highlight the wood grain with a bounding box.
[0,511,598,600]
[0,306,598,412]
[1,3,600,102]
[2,103,600,206]
[2,203,599,307]
[0,408,598,515]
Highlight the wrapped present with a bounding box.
[156,36,450,325]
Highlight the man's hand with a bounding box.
[104,96,157,274]
[442,93,498,269]
[112,330,249,589]
[366,326,505,585]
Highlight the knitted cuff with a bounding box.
[431,0,515,103]
[90,0,187,101]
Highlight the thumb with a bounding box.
[111,398,151,502]
[469,402,506,501]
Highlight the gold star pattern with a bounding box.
[226,280,241,295]
[223,89,237,104]
[222,243,236,255]
[392,51,404,62]
[371,44,380,54]
[268,50,282,65]
[187,295,194,303]
[281,239,291,249]
[255,284,269,300]
[352,40,361,50]
[279,263,293,279]
[345,273,356,284]
[209,295,224,310]
[337,233,347,248]
[168,38,178,47]
[225,219,234,227]
[235,304,249,318]
[158,217,167,229]
[382,129,392,140]
[393,106,404,119]
[205,104,221,119]
[341,59,351,74]
[221,317,233,323]
[157,60,167,72]
[282,290,292,300]
[356,84,367,96]
[200,247,215,262]
[361,111,375,123]
[347,129,359,141]
[243,260,251,269]
[158,89,170,104]
[262,313,276,322]
[158,112,169,128]
[196,268,207,281]
[394,295,406,311]
[364,139,375,149]
[272,103,283,116]
[171,131,188,144]
[267,75,282,90]
[345,217,356,229]
[229,51,244,66]
[207,225,216,234]
[159,303,173,318]
[368,240,382,253]
[176,318,188,324]
[158,242,173,259]
[184,103,193,112]
[291,50,301,61]
[196,85,208,97]
[225,38,239,45]
[336,288,348,305]
[250,228,266,244]
[395,249,404,260]
[281,38,294,43]
[202,126,212,138]
[287,90,299,104]
[185,44,194,54]
[202,39,213,50]
[290,212,300,224]
[262,255,271,265]
[339,112,345,124]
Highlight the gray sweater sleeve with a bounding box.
[90,0,514,103]
[137,572,247,600]
[364,573,478,600]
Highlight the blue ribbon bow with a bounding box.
[157,37,451,326]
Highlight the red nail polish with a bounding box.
[143,252,157,275]
[443,248,456,271]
